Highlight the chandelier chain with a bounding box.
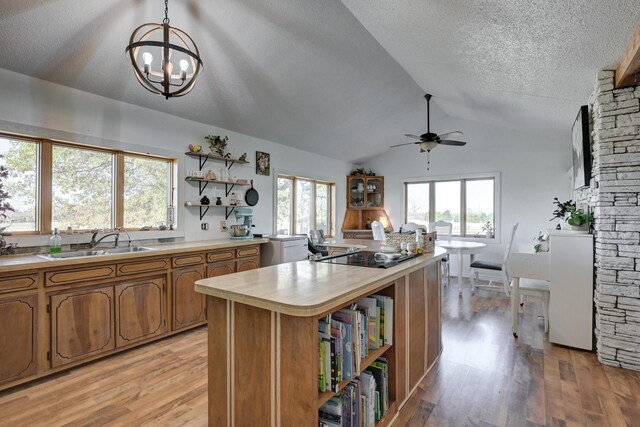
[163,0,170,24]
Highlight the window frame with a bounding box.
[275,173,335,237]
[404,172,500,241]
[0,131,176,235]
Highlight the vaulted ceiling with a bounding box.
[0,1,638,162]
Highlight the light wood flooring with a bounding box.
[1,280,640,426]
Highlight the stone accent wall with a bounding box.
[582,69,640,370]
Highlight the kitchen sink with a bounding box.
[38,246,155,260]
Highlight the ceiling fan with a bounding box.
[390,94,467,169]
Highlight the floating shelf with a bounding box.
[185,152,250,170]
[184,202,247,220]
[185,176,249,196]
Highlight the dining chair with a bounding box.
[429,221,453,287]
[470,223,518,296]
[512,278,550,333]
[399,222,427,233]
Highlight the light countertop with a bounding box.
[195,246,447,317]
[0,238,268,273]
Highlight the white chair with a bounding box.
[512,278,550,334]
[371,221,386,241]
[470,223,518,296]
[429,221,453,287]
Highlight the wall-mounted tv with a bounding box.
[572,105,591,189]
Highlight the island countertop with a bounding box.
[195,247,447,317]
[0,238,268,273]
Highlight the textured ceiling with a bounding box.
[341,0,640,144]
[0,0,425,163]
[0,1,639,162]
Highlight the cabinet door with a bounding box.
[366,177,384,208]
[50,287,115,368]
[426,263,441,367]
[207,260,236,278]
[0,294,37,385]
[348,176,365,208]
[237,256,260,272]
[115,278,166,348]
[172,265,206,330]
[408,268,426,391]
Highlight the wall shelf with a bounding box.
[184,202,246,220]
[185,177,249,196]
[184,152,250,170]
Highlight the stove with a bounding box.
[316,250,422,268]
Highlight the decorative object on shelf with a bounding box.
[205,135,229,156]
[550,197,593,232]
[218,167,228,181]
[533,231,549,253]
[350,167,376,176]
[216,197,222,206]
[200,195,210,205]
[205,170,215,180]
[167,205,175,230]
[158,223,168,230]
[481,220,494,238]
[238,152,247,162]
[366,216,374,230]
[357,182,364,193]
[188,144,202,153]
[230,192,238,206]
[256,151,270,176]
[125,0,203,99]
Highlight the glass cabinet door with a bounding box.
[349,177,365,208]
[366,178,383,208]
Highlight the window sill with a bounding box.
[6,229,184,249]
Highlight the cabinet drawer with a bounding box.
[207,260,236,277]
[117,258,169,276]
[237,246,259,258]
[236,256,260,272]
[45,265,116,287]
[172,253,205,268]
[0,274,38,294]
[207,249,236,263]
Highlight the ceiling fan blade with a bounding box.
[390,141,420,148]
[404,134,421,139]
[436,131,463,139]
[438,140,467,146]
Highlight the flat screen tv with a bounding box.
[572,105,591,189]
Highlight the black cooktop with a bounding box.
[317,250,422,268]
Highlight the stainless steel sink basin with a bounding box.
[38,246,155,260]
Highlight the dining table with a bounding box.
[435,239,487,295]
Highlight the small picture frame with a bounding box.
[256,151,270,176]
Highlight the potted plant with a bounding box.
[550,197,593,232]
[366,216,374,230]
[481,220,494,238]
[204,135,229,156]
[533,231,549,253]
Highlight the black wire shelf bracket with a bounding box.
[199,205,210,220]
[225,206,236,220]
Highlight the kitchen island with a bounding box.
[195,246,447,426]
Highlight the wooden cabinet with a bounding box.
[172,265,206,331]
[237,245,259,258]
[172,253,205,268]
[342,175,392,238]
[237,256,260,272]
[45,265,116,287]
[0,274,37,294]
[207,249,235,263]
[115,278,166,348]
[0,294,37,386]
[207,260,236,277]
[50,287,115,368]
[117,258,168,276]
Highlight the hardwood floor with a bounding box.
[1,279,640,426]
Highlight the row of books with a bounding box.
[318,357,390,427]
[318,294,393,393]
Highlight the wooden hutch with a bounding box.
[341,175,392,239]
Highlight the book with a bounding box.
[357,297,378,350]
[372,295,394,345]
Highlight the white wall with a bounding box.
[0,68,353,245]
[362,113,573,276]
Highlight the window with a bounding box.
[0,137,38,232]
[0,132,175,234]
[124,155,172,228]
[276,174,335,236]
[52,145,114,230]
[405,176,496,238]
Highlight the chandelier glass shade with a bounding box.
[125,1,203,99]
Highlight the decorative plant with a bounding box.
[533,231,549,253]
[350,167,376,176]
[481,220,493,233]
[204,135,228,156]
[550,197,593,227]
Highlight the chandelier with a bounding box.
[125,0,203,99]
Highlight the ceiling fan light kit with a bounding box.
[390,93,468,170]
[126,0,203,99]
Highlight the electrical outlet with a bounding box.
[201,222,209,230]
[220,220,228,232]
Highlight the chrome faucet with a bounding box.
[115,227,132,247]
[90,231,119,248]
